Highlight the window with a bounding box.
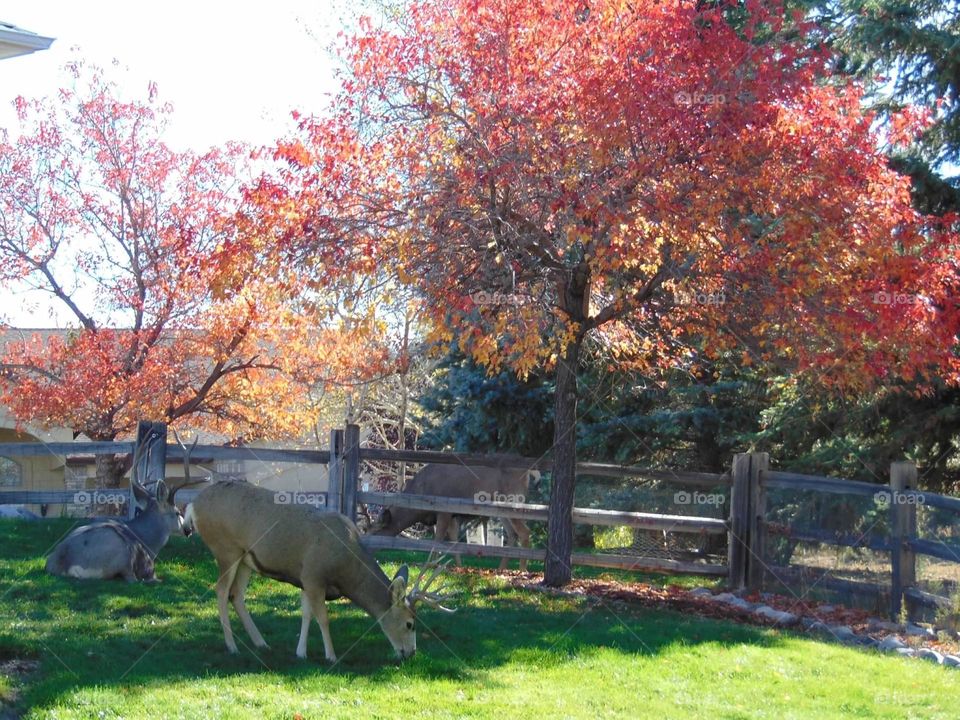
[64,466,88,491]
[214,459,244,480]
[0,457,22,487]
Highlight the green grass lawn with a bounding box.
[1,519,957,719]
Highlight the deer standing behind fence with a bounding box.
[184,480,454,662]
[369,463,536,571]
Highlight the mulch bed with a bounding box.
[452,566,960,654]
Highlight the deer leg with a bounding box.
[296,591,311,659]
[436,513,461,566]
[230,563,268,648]
[302,588,336,662]
[215,558,241,654]
[508,519,531,572]
[497,519,513,570]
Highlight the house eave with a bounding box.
[0,25,54,60]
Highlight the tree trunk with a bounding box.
[544,335,582,586]
[94,453,128,516]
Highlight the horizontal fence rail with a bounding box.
[0,441,136,457]
[762,565,889,598]
[0,442,330,464]
[760,471,883,497]
[361,535,729,576]
[765,523,893,553]
[908,538,960,564]
[359,448,731,487]
[906,490,960,513]
[0,487,279,507]
[358,491,726,534]
[904,587,955,610]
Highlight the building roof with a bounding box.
[0,21,54,61]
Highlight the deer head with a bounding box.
[364,554,456,660]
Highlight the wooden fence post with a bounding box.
[130,421,167,518]
[890,461,918,621]
[728,452,768,591]
[747,453,769,591]
[343,424,361,523]
[327,428,344,514]
[729,453,751,590]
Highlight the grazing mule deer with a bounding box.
[185,480,453,662]
[370,463,536,571]
[45,480,191,582]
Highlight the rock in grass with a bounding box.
[905,623,936,639]
[878,635,908,652]
[868,618,902,633]
[827,625,856,642]
[754,605,798,626]
[710,593,754,611]
[896,647,917,658]
[728,597,756,611]
[689,587,713,598]
[917,649,944,665]
[943,655,960,668]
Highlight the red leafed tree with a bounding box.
[0,62,387,487]
[264,0,959,585]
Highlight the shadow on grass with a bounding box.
[1,519,781,713]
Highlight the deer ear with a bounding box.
[155,480,170,504]
[390,565,409,605]
[131,482,150,510]
[389,572,407,606]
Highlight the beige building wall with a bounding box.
[0,411,74,516]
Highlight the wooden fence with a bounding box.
[739,453,960,620]
[2,423,959,620]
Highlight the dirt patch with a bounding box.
[0,658,39,720]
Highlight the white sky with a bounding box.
[0,1,347,327]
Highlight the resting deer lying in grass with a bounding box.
[46,436,199,582]
[185,480,454,662]
[45,480,188,581]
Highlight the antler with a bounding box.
[407,551,457,613]
[168,428,208,504]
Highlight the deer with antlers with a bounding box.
[45,432,200,582]
[184,480,454,662]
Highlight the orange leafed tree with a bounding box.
[265,0,959,584]
[0,62,388,486]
